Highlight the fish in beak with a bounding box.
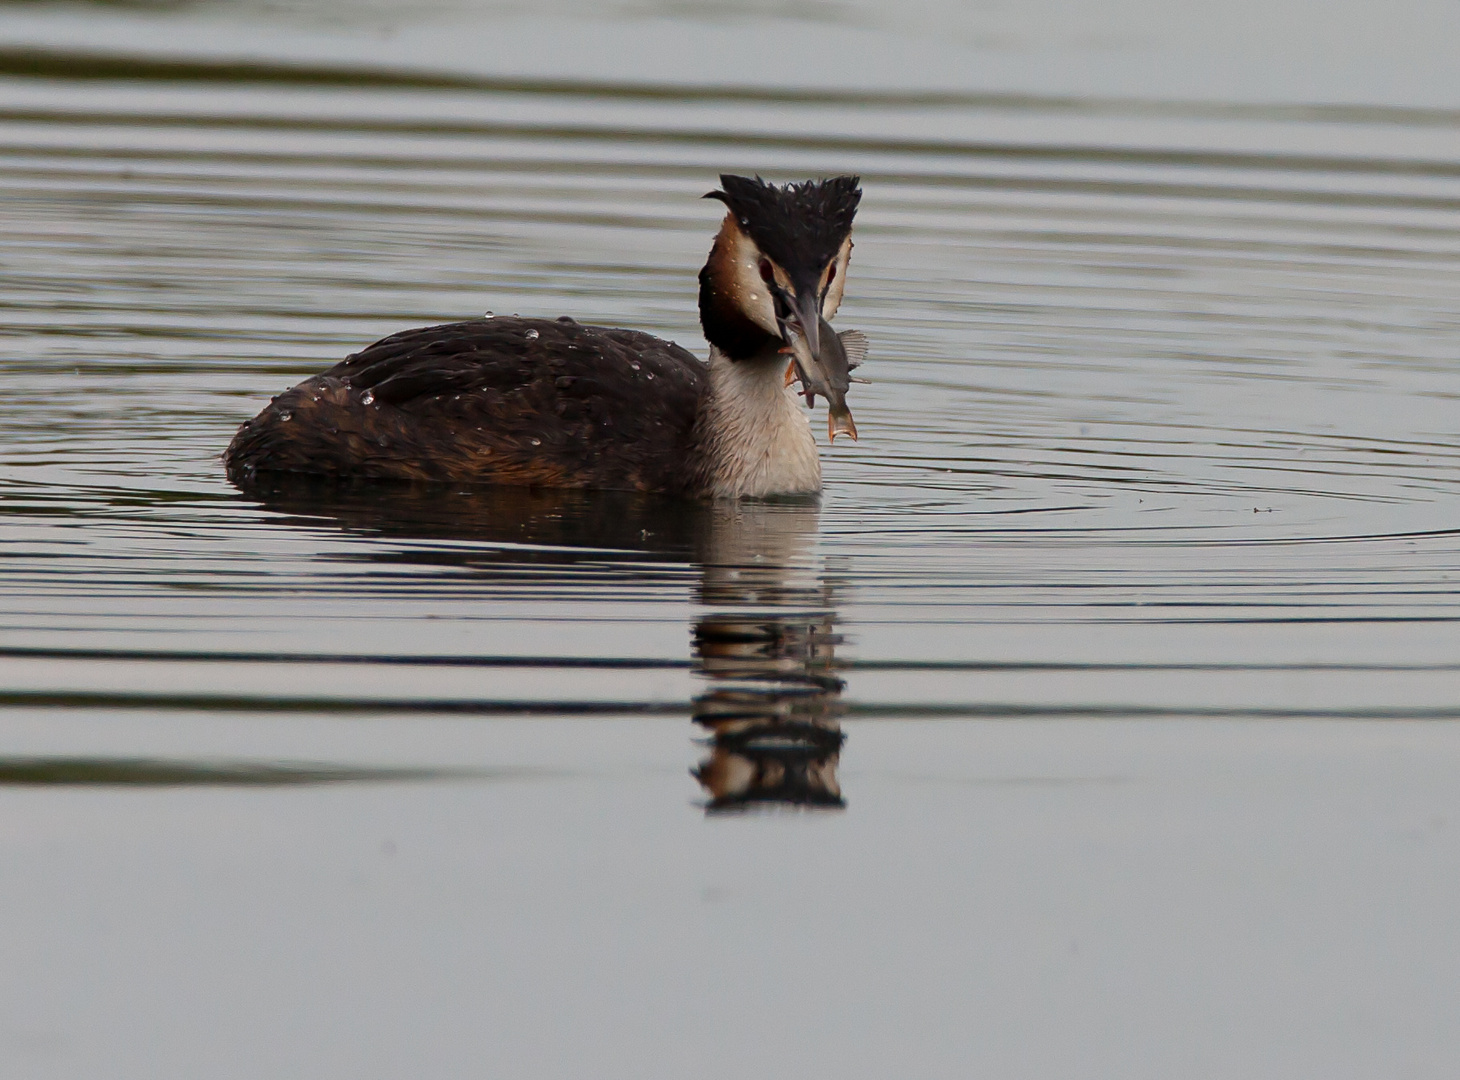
[777,282,861,442]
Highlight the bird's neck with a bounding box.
[697,345,821,498]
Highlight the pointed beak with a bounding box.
[787,285,823,364]
[779,282,857,441]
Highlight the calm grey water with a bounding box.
[3,1,1460,1075]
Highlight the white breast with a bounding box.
[701,347,821,498]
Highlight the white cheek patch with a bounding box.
[721,219,780,337]
[820,236,853,320]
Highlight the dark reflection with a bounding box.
[0,757,458,786]
[690,502,846,813]
[237,473,706,560]
[692,617,845,812]
[238,476,847,810]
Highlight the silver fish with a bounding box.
[785,320,869,441]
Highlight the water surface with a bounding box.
[2,4,1460,1075]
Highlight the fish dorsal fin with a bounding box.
[838,329,869,370]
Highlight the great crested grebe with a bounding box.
[224,174,867,499]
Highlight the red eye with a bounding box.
[758,259,775,284]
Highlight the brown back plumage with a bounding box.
[225,317,708,494]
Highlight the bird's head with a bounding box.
[699,174,862,438]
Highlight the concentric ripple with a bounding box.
[2,60,1460,722]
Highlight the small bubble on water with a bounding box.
[361,390,375,405]
[629,361,641,371]
[525,329,540,341]
[279,411,292,421]
[646,372,655,380]
[529,437,541,446]
[483,311,494,318]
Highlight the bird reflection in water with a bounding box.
[234,479,845,810]
[691,503,845,812]
[692,617,845,812]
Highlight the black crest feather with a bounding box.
[705,174,861,275]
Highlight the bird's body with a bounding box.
[225,175,863,499]
[227,316,713,494]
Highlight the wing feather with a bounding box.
[225,317,709,493]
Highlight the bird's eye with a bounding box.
[758,259,775,284]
